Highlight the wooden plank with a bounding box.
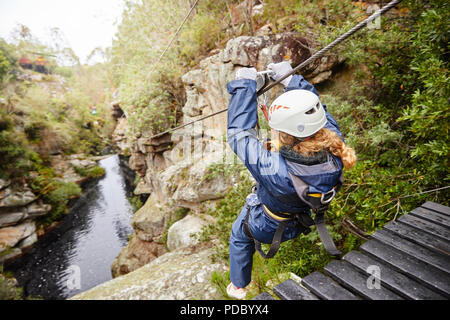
[301,271,360,300]
[360,239,450,297]
[410,207,450,228]
[371,228,450,275]
[273,279,319,300]
[252,292,276,300]
[398,214,450,243]
[421,201,450,217]
[324,260,403,300]
[343,250,446,300]
[383,220,450,256]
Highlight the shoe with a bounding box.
[226,283,247,300]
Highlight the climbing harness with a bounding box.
[243,164,343,258]
[148,0,403,140]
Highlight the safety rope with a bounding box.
[148,0,403,140]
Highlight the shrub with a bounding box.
[0,110,37,179]
[0,50,10,83]
[41,181,82,223]
[73,165,106,179]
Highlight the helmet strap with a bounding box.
[291,135,311,148]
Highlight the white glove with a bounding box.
[267,61,293,87]
[236,67,257,81]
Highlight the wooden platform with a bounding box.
[252,201,450,300]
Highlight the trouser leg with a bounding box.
[229,206,255,288]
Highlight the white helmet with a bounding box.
[268,89,327,138]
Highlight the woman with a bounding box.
[225,61,356,299]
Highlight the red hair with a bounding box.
[279,128,357,169]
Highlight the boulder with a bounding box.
[128,151,147,177]
[50,155,84,184]
[222,33,312,70]
[131,194,167,242]
[18,231,38,249]
[111,235,166,278]
[111,193,173,277]
[25,201,52,218]
[0,221,36,252]
[0,211,26,228]
[167,215,213,251]
[69,158,96,169]
[0,200,50,227]
[0,187,37,208]
[73,247,227,300]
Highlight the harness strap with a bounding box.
[262,205,292,221]
[288,172,342,257]
[313,209,342,256]
[243,205,288,259]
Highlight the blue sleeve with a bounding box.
[226,79,284,183]
[285,75,343,139]
[285,74,319,96]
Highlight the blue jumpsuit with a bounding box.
[227,75,344,288]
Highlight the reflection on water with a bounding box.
[6,155,134,300]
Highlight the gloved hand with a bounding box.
[267,61,293,87]
[235,67,257,81]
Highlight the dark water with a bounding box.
[6,155,134,300]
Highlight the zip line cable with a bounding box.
[136,0,200,98]
[155,0,200,66]
[148,0,403,140]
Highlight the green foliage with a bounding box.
[0,109,38,179]
[111,0,234,140]
[40,181,82,225]
[29,164,82,225]
[179,10,224,64]
[0,50,10,83]
[0,275,23,300]
[73,165,106,179]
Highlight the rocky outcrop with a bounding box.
[0,182,50,263]
[72,246,227,300]
[50,154,97,184]
[111,193,168,277]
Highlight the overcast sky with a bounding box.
[0,0,125,64]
